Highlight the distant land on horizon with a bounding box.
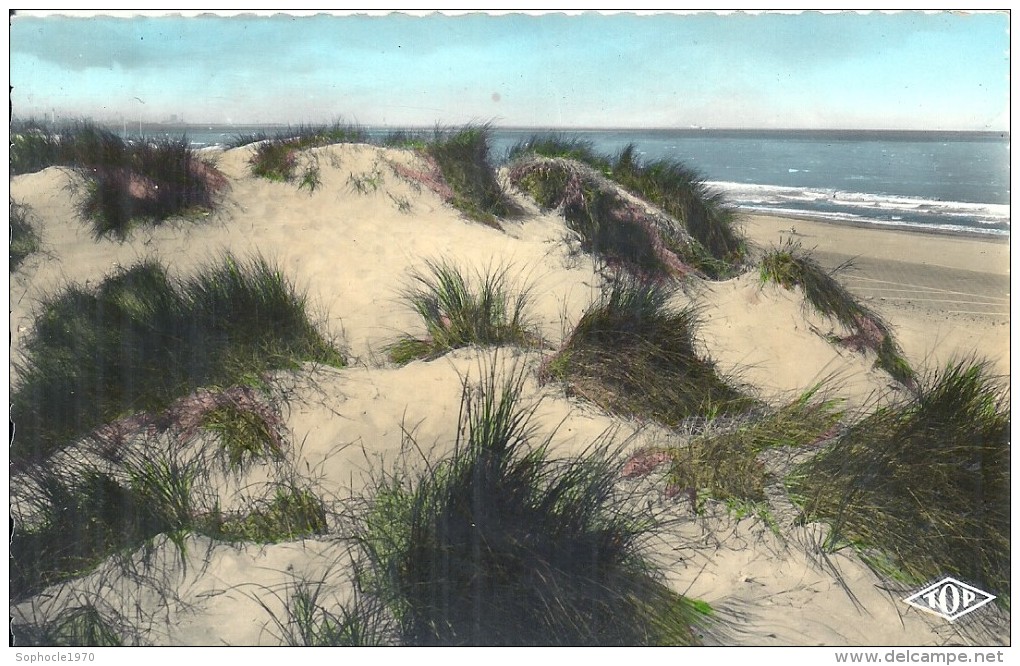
[16,118,1006,141]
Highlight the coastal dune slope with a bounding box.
[10,143,892,398]
[9,142,1005,646]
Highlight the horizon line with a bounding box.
[14,116,1007,135]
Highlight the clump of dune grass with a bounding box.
[246,120,367,183]
[251,140,301,182]
[788,358,1009,599]
[380,128,431,150]
[545,274,756,426]
[10,119,126,175]
[508,157,697,279]
[759,239,913,385]
[422,124,523,228]
[10,254,344,466]
[509,137,747,278]
[76,135,226,240]
[210,484,329,544]
[347,166,384,194]
[228,130,272,148]
[387,259,540,364]
[14,605,123,647]
[200,396,285,473]
[630,388,842,509]
[507,134,612,173]
[258,579,393,646]
[10,448,204,600]
[10,199,42,271]
[10,119,64,175]
[10,119,225,240]
[10,443,334,602]
[356,362,709,645]
[612,144,746,277]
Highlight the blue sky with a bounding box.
[9,10,1010,130]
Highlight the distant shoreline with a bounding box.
[736,208,1009,243]
[21,119,1007,142]
[742,210,1010,244]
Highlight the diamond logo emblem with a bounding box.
[903,577,996,622]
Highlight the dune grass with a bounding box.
[545,274,756,426]
[380,128,432,150]
[10,254,345,466]
[10,444,334,602]
[10,450,202,600]
[250,140,302,182]
[509,135,747,278]
[14,605,123,647]
[11,119,224,240]
[507,134,612,173]
[10,199,42,271]
[211,484,330,544]
[11,120,63,175]
[387,259,540,364]
[246,121,367,183]
[258,579,393,647]
[347,166,384,194]
[788,358,1010,599]
[612,144,746,277]
[356,362,709,645]
[11,119,127,176]
[79,136,225,240]
[655,388,842,508]
[200,398,285,473]
[423,124,523,228]
[227,130,272,148]
[509,157,696,279]
[759,239,914,385]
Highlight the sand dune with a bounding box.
[8,143,1009,646]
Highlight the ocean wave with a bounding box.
[734,204,1009,236]
[708,180,1010,235]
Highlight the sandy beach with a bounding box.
[8,142,1010,646]
[741,213,1010,379]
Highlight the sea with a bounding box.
[145,124,1011,237]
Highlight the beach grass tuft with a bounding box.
[380,128,432,150]
[15,605,123,647]
[246,120,367,183]
[509,136,747,278]
[545,273,757,425]
[79,137,225,240]
[387,258,540,364]
[10,449,203,600]
[423,124,523,228]
[10,254,345,466]
[211,484,329,544]
[10,199,42,271]
[612,144,747,277]
[508,157,699,279]
[347,167,384,194]
[11,444,335,602]
[356,361,708,645]
[506,134,612,173]
[251,140,301,182]
[11,119,224,240]
[759,239,914,384]
[260,579,392,646]
[201,400,284,473]
[11,119,126,176]
[788,358,1009,598]
[655,387,842,508]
